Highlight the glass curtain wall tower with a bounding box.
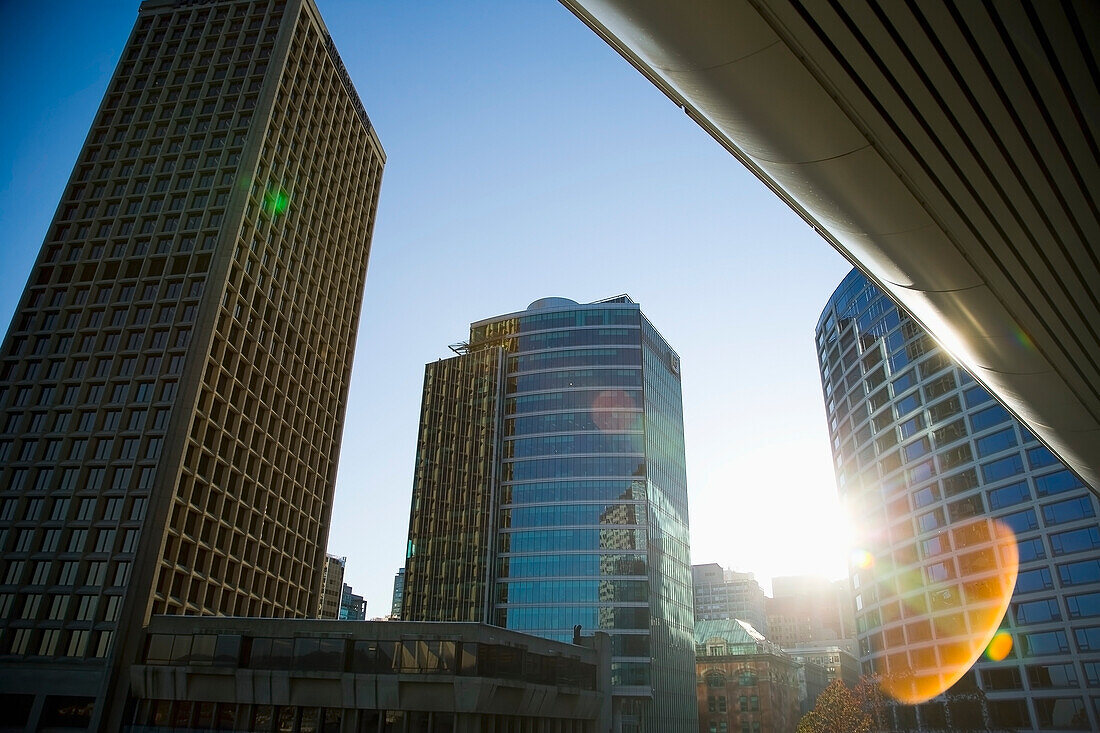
[0,1,384,729]
[817,269,1100,732]
[403,296,696,733]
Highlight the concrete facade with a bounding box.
[0,1,384,728]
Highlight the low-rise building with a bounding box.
[695,619,801,733]
[792,657,830,717]
[123,616,612,733]
[786,641,860,688]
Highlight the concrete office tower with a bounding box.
[317,554,346,619]
[402,296,696,732]
[817,269,1100,732]
[0,0,384,729]
[692,563,768,633]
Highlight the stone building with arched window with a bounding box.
[695,619,807,733]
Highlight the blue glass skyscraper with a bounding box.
[402,295,696,732]
[817,269,1100,731]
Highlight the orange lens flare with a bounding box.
[878,517,1019,705]
[985,631,1013,662]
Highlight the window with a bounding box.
[963,386,992,407]
[1000,509,1038,534]
[1066,591,1100,619]
[1042,497,1095,526]
[1035,470,1084,497]
[975,427,1017,457]
[1034,698,1086,729]
[982,667,1022,690]
[970,404,1009,432]
[1021,630,1068,655]
[1014,598,1061,624]
[895,392,921,418]
[1027,446,1058,469]
[981,454,1024,483]
[902,437,930,463]
[932,418,966,447]
[1058,560,1100,586]
[1017,537,1046,562]
[988,481,1030,510]
[1050,526,1100,556]
[938,442,972,470]
[1026,663,1079,689]
[921,372,954,399]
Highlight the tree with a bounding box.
[853,677,890,731]
[796,679,873,733]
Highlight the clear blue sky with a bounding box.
[0,1,852,613]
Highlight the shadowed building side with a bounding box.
[0,0,384,729]
[402,348,504,623]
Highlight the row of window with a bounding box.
[499,479,645,506]
[497,528,646,554]
[499,502,644,529]
[470,308,639,345]
[504,432,645,459]
[1014,591,1100,624]
[501,456,646,482]
[496,579,650,605]
[505,410,643,436]
[495,605,650,632]
[496,553,647,579]
[143,633,597,690]
[507,367,642,394]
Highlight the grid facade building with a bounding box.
[402,296,696,732]
[691,563,768,633]
[0,0,384,729]
[318,554,346,619]
[816,269,1100,731]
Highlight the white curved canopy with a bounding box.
[562,0,1100,491]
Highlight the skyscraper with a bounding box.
[391,566,405,618]
[402,295,696,732]
[317,554,346,619]
[0,1,384,729]
[691,563,768,633]
[817,269,1100,731]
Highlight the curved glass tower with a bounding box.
[817,269,1100,731]
[403,295,695,733]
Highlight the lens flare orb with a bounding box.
[851,549,875,569]
[877,517,1019,705]
[985,631,1013,662]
